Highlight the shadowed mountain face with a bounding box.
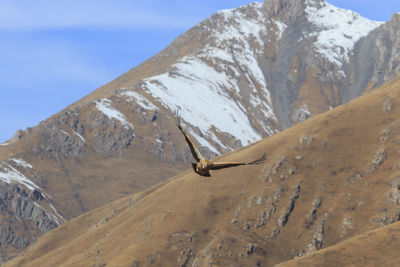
[0,0,400,261]
[5,75,400,267]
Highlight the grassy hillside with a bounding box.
[6,75,400,266]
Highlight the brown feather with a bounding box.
[175,110,202,162]
[210,153,267,170]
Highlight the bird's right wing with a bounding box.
[175,110,202,162]
[210,153,267,170]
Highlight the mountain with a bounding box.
[5,74,400,266]
[0,0,400,261]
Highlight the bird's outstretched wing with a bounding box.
[175,110,203,162]
[210,153,267,170]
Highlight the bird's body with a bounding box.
[175,111,267,177]
[192,159,213,177]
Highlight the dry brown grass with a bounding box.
[5,75,400,266]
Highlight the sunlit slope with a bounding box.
[278,220,400,267]
[6,76,400,266]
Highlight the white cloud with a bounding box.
[0,0,199,31]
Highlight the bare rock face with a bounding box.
[86,110,135,156]
[348,13,400,102]
[32,110,86,160]
[263,0,308,21]
[0,184,58,253]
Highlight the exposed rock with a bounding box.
[255,211,267,229]
[387,185,400,205]
[373,208,400,227]
[0,183,58,250]
[292,106,312,123]
[300,136,313,145]
[379,127,392,143]
[178,247,194,267]
[256,190,266,205]
[273,186,284,201]
[367,149,387,174]
[32,110,86,160]
[233,205,241,218]
[340,217,354,238]
[270,228,281,240]
[312,197,323,208]
[280,174,288,181]
[87,108,135,156]
[247,196,255,209]
[273,156,288,175]
[372,149,386,165]
[306,213,328,254]
[277,182,301,227]
[305,197,323,229]
[287,166,296,175]
[383,95,392,112]
[243,221,251,231]
[33,126,85,160]
[346,172,364,185]
[295,155,303,160]
[321,140,329,150]
[142,139,167,160]
[239,243,265,258]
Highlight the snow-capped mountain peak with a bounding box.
[305,0,383,66]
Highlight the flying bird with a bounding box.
[175,111,267,177]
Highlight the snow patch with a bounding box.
[188,129,219,155]
[0,162,39,190]
[95,98,133,129]
[121,91,158,111]
[60,129,71,137]
[144,56,263,148]
[49,203,66,223]
[11,159,33,169]
[216,2,266,46]
[0,142,9,146]
[273,20,287,40]
[33,202,61,225]
[209,132,229,150]
[299,105,311,115]
[74,132,85,143]
[305,1,383,66]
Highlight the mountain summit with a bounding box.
[0,0,399,261]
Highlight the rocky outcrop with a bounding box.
[306,213,328,254]
[32,110,86,160]
[86,110,135,156]
[0,183,59,257]
[349,14,400,101]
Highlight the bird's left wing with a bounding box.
[210,153,267,170]
[175,110,203,162]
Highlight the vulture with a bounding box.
[175,111,267,177]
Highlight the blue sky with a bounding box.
[1,1,399,143]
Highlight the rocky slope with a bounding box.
[5,74,400,267]
[0,0,400,261]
